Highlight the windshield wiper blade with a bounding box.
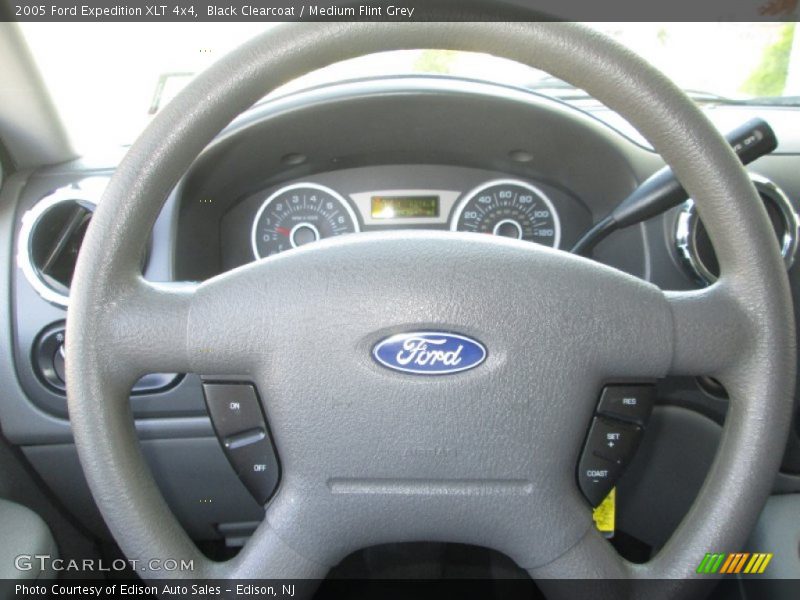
[682,90,800,107]
[524,76,595,101]
[739,95,800,107]
[525,81,764,106]
[681,89,743,104]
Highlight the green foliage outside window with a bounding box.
[741,23,796,97]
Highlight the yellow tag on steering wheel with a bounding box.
[592,487,616,538]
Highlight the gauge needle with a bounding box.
[275,227,291,237]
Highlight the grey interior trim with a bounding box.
[23,438,265,543]
[0,170,213,444]
[0,170,68,443]
[65,21,795,596]
[0,23,76,169]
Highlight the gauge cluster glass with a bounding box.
[251,183,360,259]
[250,178,563,259]
[450,179,561,248]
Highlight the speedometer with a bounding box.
[251,183,360,259]
[451,179,561,248]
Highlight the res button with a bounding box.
[597,385,655,425]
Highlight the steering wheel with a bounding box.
[66,22,795,599]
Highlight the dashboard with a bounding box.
[169,76,656,284]
[3,74,800,550]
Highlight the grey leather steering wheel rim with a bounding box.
[66,22,795,598]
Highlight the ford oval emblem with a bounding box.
[372,332,487,375]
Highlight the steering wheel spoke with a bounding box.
[75,279,197,386]
[214,512,329,582]
[664,284,748,377]
[94,277,266,382]
[530,528,631,597]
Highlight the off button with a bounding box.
[228,437,280,505]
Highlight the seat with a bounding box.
[0,498,58,581]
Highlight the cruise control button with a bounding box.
[578,453,621,507]
[203,383,266,437]
[223,428,266,451]
[586,417,642,465]
[228,437,280,504]
[597,385,655,425]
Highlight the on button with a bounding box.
[203,383,266,437]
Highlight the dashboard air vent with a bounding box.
[676,173,799,286]
[17,184,102,307]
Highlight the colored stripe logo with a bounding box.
[697,553,773,574]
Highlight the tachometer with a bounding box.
[451,179,561,248]
[251,183,360,259]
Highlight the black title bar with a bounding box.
[2,0,799,22]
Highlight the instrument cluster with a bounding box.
[250,177,563,259]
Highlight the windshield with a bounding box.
[19,22,800,152]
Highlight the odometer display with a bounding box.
[251,183,360,259]
[451,179,561,248]
[371,195,440,219]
